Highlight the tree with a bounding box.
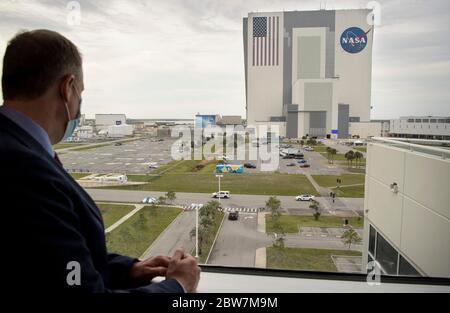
[354,151,363,168]
[309,200,321,221]
[341,228,362,250]
[266,196,285,248]
[326,146,332,163]
[300,140,304,147]
[330,148,337,164]
[157,196,167,205]
[165,191,176,204]
[344,150,355,169]
[266,196,281,219]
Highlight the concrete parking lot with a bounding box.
[60,138,178,173]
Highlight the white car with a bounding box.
[212,191,230,199]
[142,196,157,204]
[295,194,315,201]
[304,146,314,151]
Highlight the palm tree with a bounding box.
[341,228,362,250]
[266,196,282,219]
[330,148,337,164]
[309,200,321,220]
[354,151,363,168]
[165,191,176,204]
[344,150,355,169]
[326,147,332,163]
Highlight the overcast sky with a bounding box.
[0,0,449,119]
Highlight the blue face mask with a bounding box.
[62,84,82,141]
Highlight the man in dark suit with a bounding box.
[0,30,200,293]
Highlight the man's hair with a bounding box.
[2,29,82,101]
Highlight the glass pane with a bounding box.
[376,234,398,275]
[369,225,376,256]
[399,256,421,277]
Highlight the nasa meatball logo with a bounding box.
[340,27,371,54]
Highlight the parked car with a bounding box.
[304,146,314,151]
[282,155,293,159]
[299,163,310,168]
[297,159,307,164]
[244,162,257,169]
[293,153,304,159]
[228,211,239,220]
[212,191,230,199]
[295,194,315,201]
[114,142,122,146]
[142,196,157,204]
[286,163,296,167]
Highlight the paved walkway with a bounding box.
[104,204,145,233]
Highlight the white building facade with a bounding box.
[362,138,450,278]
[244,9,374,139]
[389,116,450,140]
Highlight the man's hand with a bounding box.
[166,248,201,293]
[129,255,171,284]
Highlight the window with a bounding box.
[3,1,450,291]
[399,256,421,277]
[376,234,398,275]
[369,225,376,256]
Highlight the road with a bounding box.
[208,214,272,267]
[86,189,364,214]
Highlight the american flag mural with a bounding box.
[252,16,279,67]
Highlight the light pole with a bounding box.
[215,174,223,207]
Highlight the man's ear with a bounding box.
[59,74,76,103]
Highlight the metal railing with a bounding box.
[369,137,450,160]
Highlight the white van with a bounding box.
[212,191,230,199]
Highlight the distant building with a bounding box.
[95,114,127,126]
[217,116,244,128]
[243,9,374,139]
[363,138,450,278]
[389,116,450,140]
[99,124,133,138]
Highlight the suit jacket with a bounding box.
[0,113,183,293]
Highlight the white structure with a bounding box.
[76,126,94,139]
[95,114,127,126]
[389,116,450,140]
[103,124,133,138]
[349,121,382,138]
[93,174,128,184]
[244,9,374,139]
[363,138,450,278]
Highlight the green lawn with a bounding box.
[108,172,318,196]
[309,145,329,153]
[97,203,135,228]
[106,206,182,258]
[267,247,362,272]
[354,147,367,153]
[332,185,365,198]
[53,143,83,150]
[312,174,365,188]
[71,143,112,151]
[69,172,91,179]
[266,215,363,233]
[199,211,225,264]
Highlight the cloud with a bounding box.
[0,0,449,119]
